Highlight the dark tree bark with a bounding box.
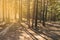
[32,0,35,28]
[42,0,45,26]
[45,0,48,22]
[39,0,42,23]
[35,0,38,28]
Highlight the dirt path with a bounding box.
[0,22,60,40]
[0,23,14,36]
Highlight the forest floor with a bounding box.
[0,21,60,40]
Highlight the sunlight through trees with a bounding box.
[0,0,60,26]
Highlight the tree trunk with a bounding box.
[2,0,5,21]
[42,0,45,26]
[27,0,30,28]
[35,0,38,29]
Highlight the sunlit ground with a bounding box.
[0,18,60,40]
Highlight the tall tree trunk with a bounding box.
[27,0,30,28]
[35,0,38,29]
[7,0,10,23]
[32,0,35,28]
[2,0,4,21]
[45,0,48,22]
[39,0,42,23]
[19,0,20,23]
[20,0,22,22]
[42,0,45,26]
[14,0,17,22]
[19,0,22,23]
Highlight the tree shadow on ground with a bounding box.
[46,23,60,28]
[31,26,60,40]
[0,23,23,40]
